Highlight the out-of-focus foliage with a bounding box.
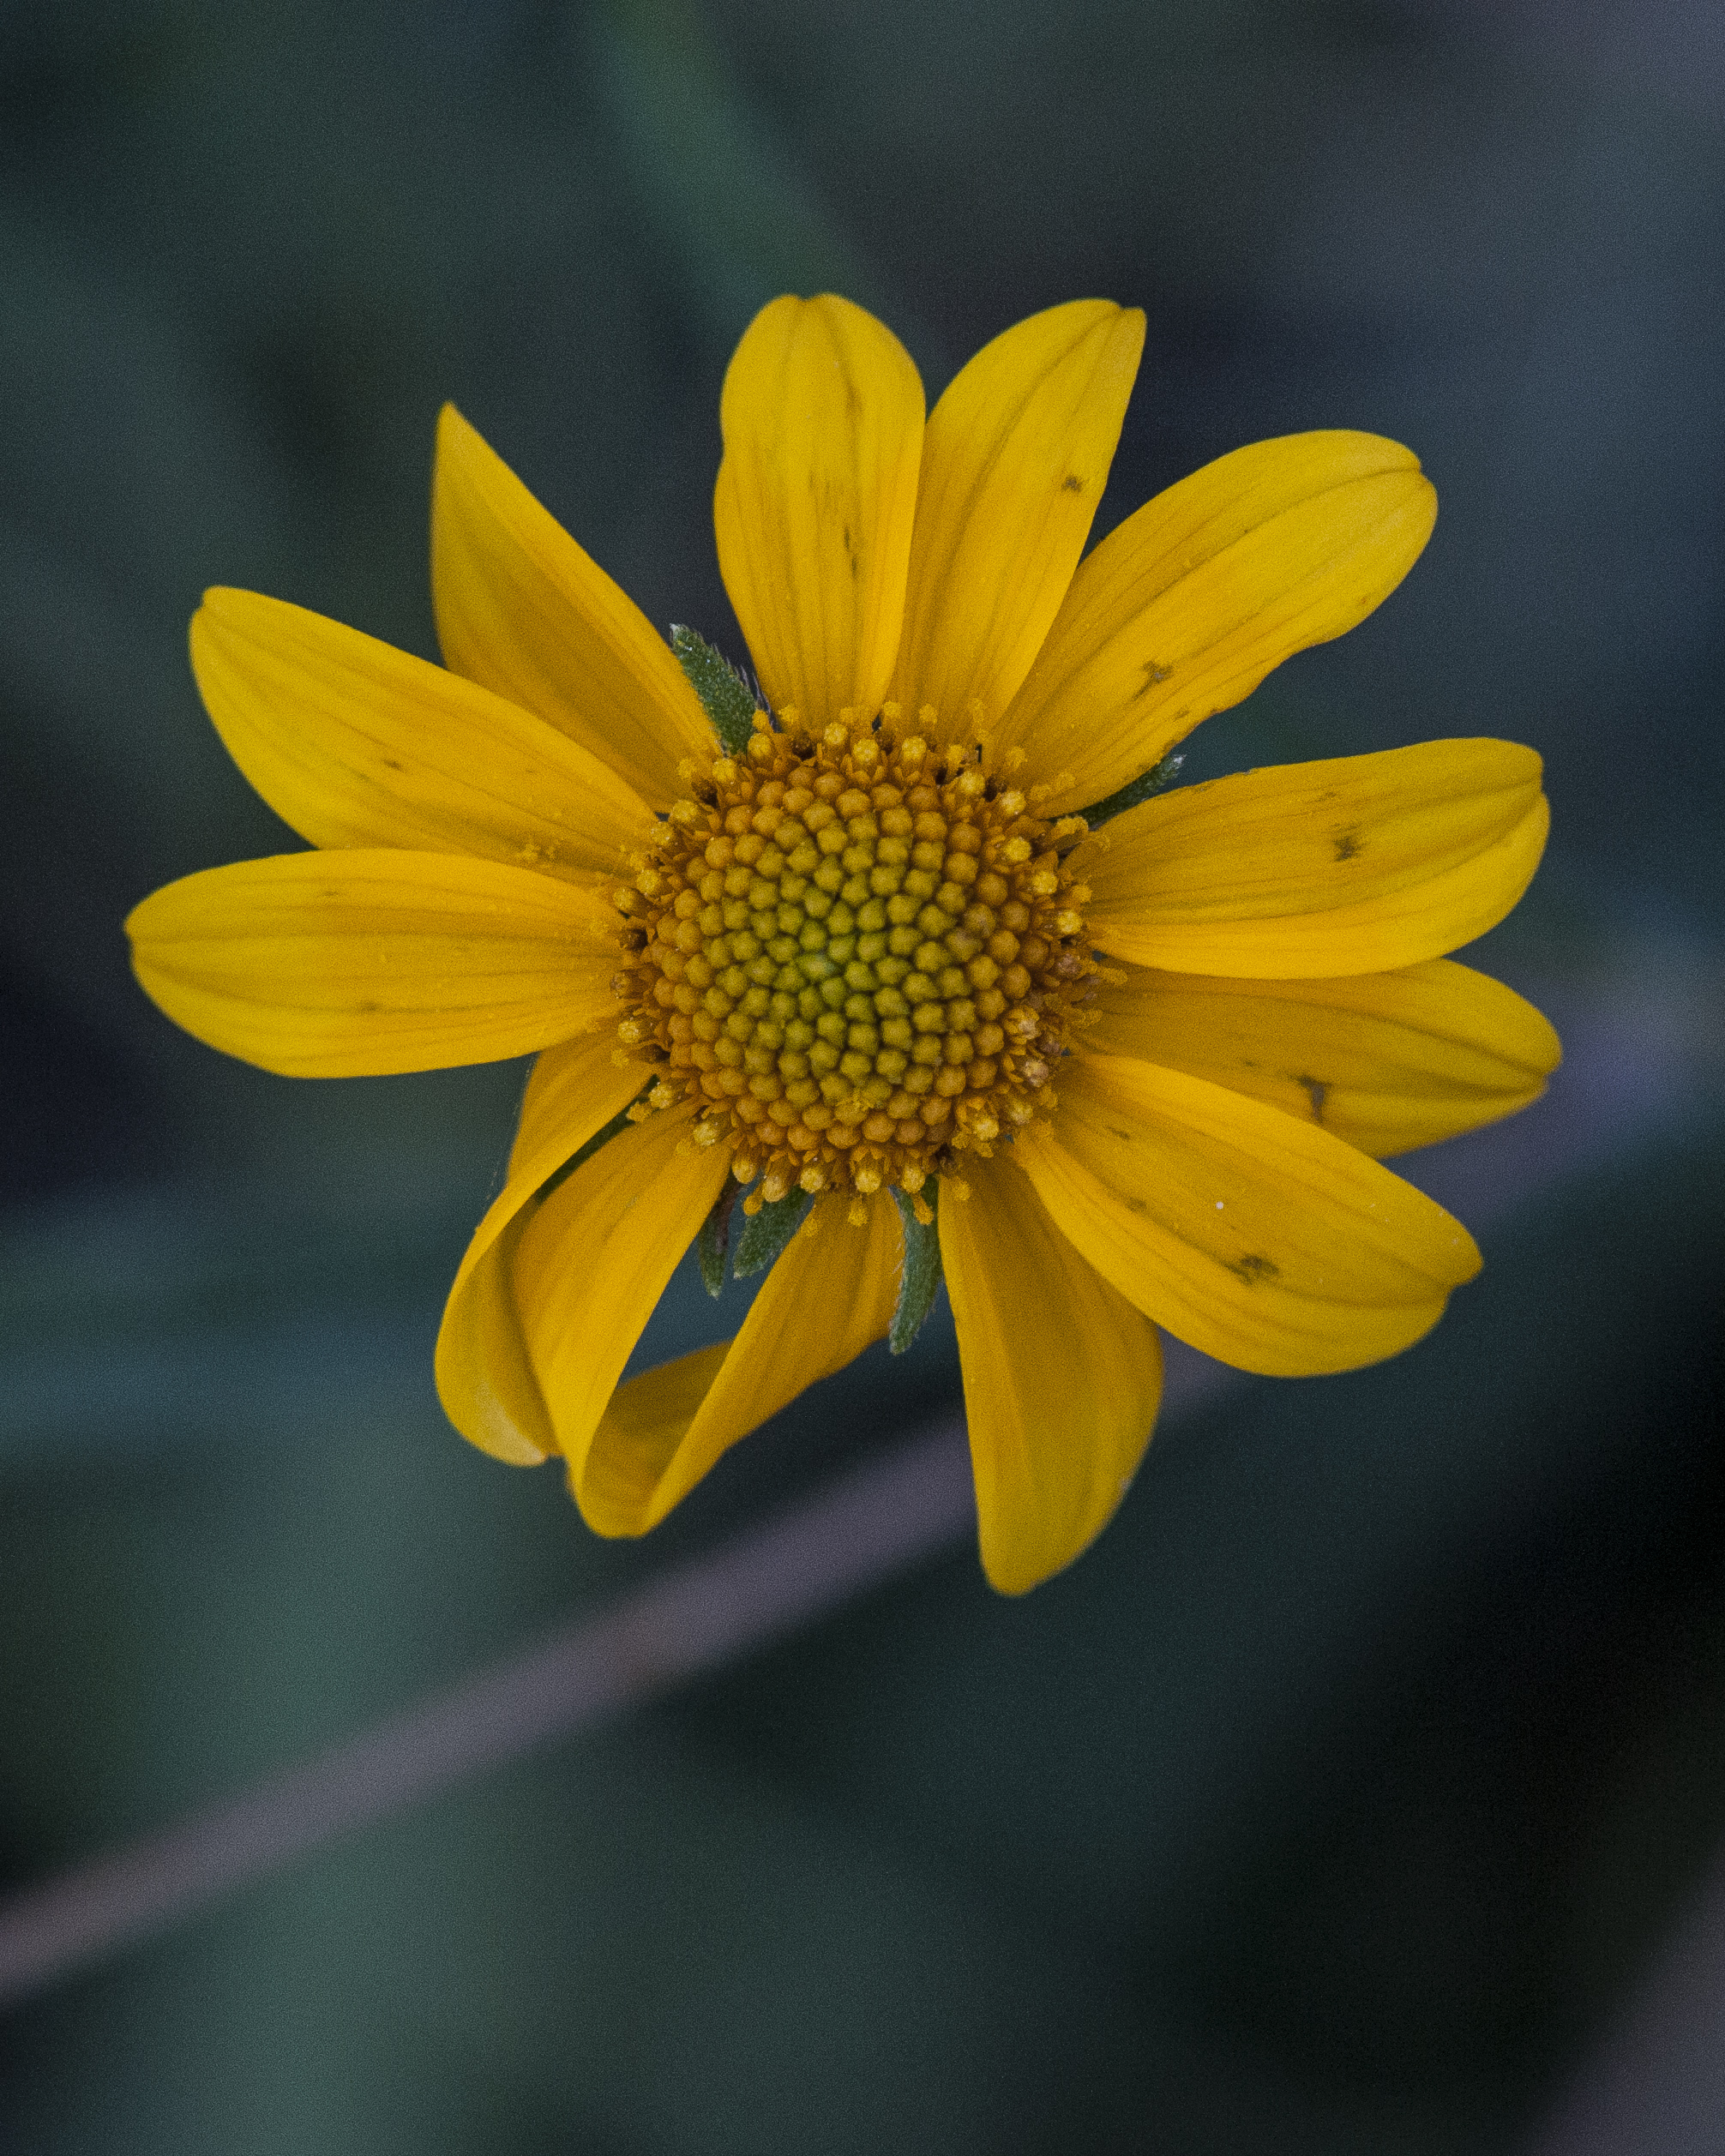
[1,0,1722,2149]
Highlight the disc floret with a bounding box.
[611,705,1096,1211]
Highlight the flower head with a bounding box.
[127,296,1556,1592]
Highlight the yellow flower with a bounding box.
[127,296,1557,1593]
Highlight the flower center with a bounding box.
[611,708,1095,1210]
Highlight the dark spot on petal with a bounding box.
[1061,474,1084,493]
[380,757,403,770]
[1228,1252,1280,1284]
[1131,660,1174,699]
[1297,1074,1329,1121]
[1333,830,1361,862]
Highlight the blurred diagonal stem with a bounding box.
[0,1420,977,2010]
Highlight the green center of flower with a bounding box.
[612,707,1096,1212]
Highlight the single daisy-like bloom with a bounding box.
[128,296,1556,1592]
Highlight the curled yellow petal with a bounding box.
[940,1154,1163,1595]
[1084,739,1548,976]
[578,1191,901,1536]
[890,299,1145,741]
[436,1033,651,1465]
[1086,958,1561,1157]
[126,850,620,1075]
[191,588,654,878]
[511,1105,733,1491]
[1000,431,1437,811]
[1019,1052,1479,1377]
[432,404,712,807]
[714,295,924,730]
[576,1340,736,1508]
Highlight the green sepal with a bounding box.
[888,1186,942,1354]
[670,623,760,756]
[535,1098,642,1204]
[696,1182,736,1299]
[1074,752,1184,828]
[731,1187,811,1278]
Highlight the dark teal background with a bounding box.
[2,3,1722,2148]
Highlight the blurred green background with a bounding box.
[2,1,1723,2148]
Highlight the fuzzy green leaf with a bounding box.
[731,1187,811,1277]
[888,1186,942,1354]
[697,1183,736,1299]
[670,623,760,756]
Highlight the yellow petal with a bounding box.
[1086,958,1561,1157]
[436,1031,647,1465]
[999,432,1438,811]
[889,301,1145,742]
[191,588,655,878]
[940,1154,1163,1594]
[509,1105,733,1498]
[1084,739,1548,976]
[714,295,925,730]
[126,850,619,1075]
[1019,1051,1479,1377]
[431,404,712,807]
[576,1340,736,1509]
[578,1190,901,1535]
[506,1028,642,1178]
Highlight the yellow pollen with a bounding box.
[606,710,1097,1202]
